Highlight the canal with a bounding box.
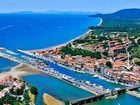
[0,50,93,105]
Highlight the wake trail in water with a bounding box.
[0,25,14,31]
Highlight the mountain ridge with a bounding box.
[3,10,100,15]
[91,8,140,20]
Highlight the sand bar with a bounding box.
[43,93,64,105]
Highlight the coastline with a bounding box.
[27,17,103,52]
[0,56,70,105]
[29,90,36,105]
[0,52,43,79]
[20,16,133,87]
[10,63,43,78]
[0,17,104,105]
[26,30,91,52]
[97,17,103,26]
[0,63,43,80]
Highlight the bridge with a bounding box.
[127,85,140,91]
[70,85,140,105]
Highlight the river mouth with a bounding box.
[22,73,94,105]
[0,57,18,72]
[0,56,93,105]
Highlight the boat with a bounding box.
[93,74,98,78]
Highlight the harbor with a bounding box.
[18,49,126,89]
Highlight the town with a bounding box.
[0,74,38,105]
[30,29,140,86]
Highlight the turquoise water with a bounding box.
[86,94,140,105]
[0,57,18,72]
[22,74,93,105]
[136,89,140,93]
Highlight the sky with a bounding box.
[0,0,140,13]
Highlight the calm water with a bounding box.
[22,74,93,105]
[0,57,18,72]
[0,14,99,51]
[86,94,140,105]
[47,61,125,89]
[0,14,98,104]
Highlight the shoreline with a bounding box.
[97,17,103,26]
[10,63,43,78]
[0,52,43,79]
[26,17,103,52]
[43,93,64,105]
[26,30,92,52]
[0,62,43,80]
[0,56,68,105]
[0,18,104,105]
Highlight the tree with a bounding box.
[30,86,38,95]
[106,61,113,68]
[135,62,140,66]
[61,46,102,59]
[137,39,140,45]
[0,85,6,91]
[23,92,30,101]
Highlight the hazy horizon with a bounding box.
[0,8,140,15]
[0,0,140,13]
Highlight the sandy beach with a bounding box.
[43,93,64,105]
[10,63,43,78]
[27,30,92,52]
[26,17,103,53]
[0,63,43,81]
[29,90,36,105]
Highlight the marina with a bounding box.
[0,48,110,95]
[18,49,126,89]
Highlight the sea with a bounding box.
[0,14,99,51]
[0,14,140,105]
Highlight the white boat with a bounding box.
[93,74,98,78]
